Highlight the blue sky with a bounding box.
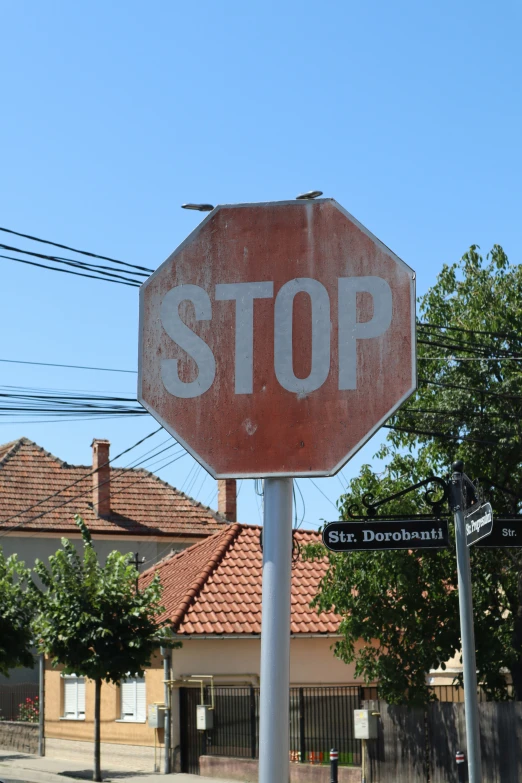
[1,0,521,531]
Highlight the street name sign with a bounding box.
[476,517,522,548]
[138,199,416,478]
[322,519,449,552]
[464,502,493,547]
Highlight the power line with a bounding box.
[384,424,508,446]
[0,242,146,284]
[0,414,144,425]
[294,479,306,529]
[308,479,338,510]
[418,357,522,362]
[418,377,522,401]
[0,225,153,274]
[0,252,140,287]
[0,357,136,373]
[418,322,520,341]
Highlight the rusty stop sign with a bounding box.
[138,198,416,783]
[138,199,416,477]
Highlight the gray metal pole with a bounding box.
[258,477,293,783]
[163,651,171,774]
[452,465,482,783]
[38,652,45,756]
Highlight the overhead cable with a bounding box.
[0,225,153,273]
[0,358,136,373]
[0,252,140,287]
[0,242,147,282]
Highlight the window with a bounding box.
[120,676,146,722]
[63,675,85,720]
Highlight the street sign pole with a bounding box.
[259,478,293,783]
[452,463,482,783]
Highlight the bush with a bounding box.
[18,696,39,722]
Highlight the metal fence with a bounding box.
[0,683,39,721]
[180,685,362,773]
[179,683,506,774]
[289,686,361,766]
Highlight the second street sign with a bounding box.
[476,517,522,548]
[322,519,449,552]
[464,502,493,547]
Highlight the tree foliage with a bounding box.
[34,515,179,780]
[0,548,37,676]
[306,245,522,703]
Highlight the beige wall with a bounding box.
[171,637,360,685]
[45,653,165,749]
[45,636,364,753]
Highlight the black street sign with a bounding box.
[464,502,493,547]
[476,518,522,548]
[322,519,450,552]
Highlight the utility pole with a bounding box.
[451,461,483,783]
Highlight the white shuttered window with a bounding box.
[120,677,146,722]
[63,676,85,719]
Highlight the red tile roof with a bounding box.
[0,437,225,538]
[141,524,341,635]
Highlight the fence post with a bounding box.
[330,748,338,783]
[250,686,256,759]
[299,687,305,763]
[456,750,466,783]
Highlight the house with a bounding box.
[44,523,368,775]
[0,436,230,570]
[0,435,232,685]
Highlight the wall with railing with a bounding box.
[0,683,39,722]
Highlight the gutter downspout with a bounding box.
[38,653,45,756]
[163,650,172,774]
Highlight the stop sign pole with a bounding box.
[259,478,293,782]
[138,199,416,783]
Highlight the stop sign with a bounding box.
[138,199,416,478]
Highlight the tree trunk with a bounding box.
[93,678,102,782]
[511,569,522,700]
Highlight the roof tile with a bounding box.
[140,524,340,636]
[0,437,225,538]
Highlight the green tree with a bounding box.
[0,548,37,676]
[34,516,178,782]
[306,245,522,703]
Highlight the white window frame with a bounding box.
[61,674,85,721]
[118,675,146,723]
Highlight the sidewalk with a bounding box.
[0,750,239,783]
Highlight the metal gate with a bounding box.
[179,687,205,774]
[179,686,257,774]
[180,685,362,774]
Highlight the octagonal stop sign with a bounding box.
[138,199,416,478]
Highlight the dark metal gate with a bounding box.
[180,686,257,773]
[180,687,204,773]
[180,685,361,774]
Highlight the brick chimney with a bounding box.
[92,439,110,517]
[218,479,237,522]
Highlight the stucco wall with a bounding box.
[171,637,359,685]
[45,653,165,749]
[46,637,363,753]
[1,533,191,580]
